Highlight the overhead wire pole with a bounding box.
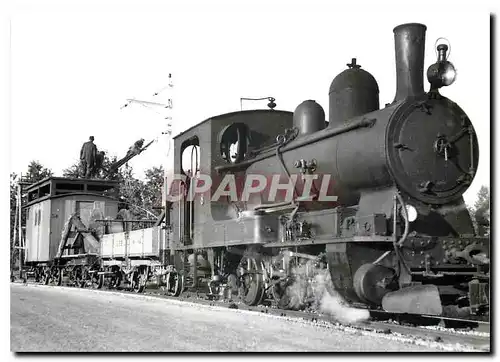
[18,182,22,273]
[157,73,174,144]
[13,173,32,281]
[12,180,18,280]
[120,73,174,142]
[119,73,175,224]
[156,74,174,233]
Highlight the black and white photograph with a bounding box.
[4,0,493,354]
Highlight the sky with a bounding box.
[4,1,493,207]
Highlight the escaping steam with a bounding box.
[313,271,370,324]
[285,263,370,324]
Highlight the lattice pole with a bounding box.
[17,183,23,277]
[11,182,18,279]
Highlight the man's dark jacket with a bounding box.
[80,141,97,164]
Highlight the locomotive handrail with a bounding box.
[215,117,376,173]
[95,219,157,223]
[248,142,279,156]
[254,201,294,210]
[395,192,410,248]
[373,191,410,266]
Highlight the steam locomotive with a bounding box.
[21,23,489,319]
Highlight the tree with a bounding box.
[474,185,490,210]
[473,186,490,236]
[118,164,146,219]
[143,166,164,214]
[62,162,81,178]
[11,161,54,273]
[113,165,164,222]
[63,153,121,180]
[25,160,53,182]
[467,205,478,235]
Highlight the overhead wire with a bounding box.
[120,77,175,164]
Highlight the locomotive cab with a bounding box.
[169,109,293,248]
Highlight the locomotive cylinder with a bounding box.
[393,23,427,101]
[293,100,326,136]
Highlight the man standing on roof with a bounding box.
[80,136,97,178]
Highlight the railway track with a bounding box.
[142,289,490,350]
[11,279,490,351]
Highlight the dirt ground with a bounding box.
[11,283,463,352]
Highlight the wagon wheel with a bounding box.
[166,272,184,297]
[52,268,62,286]
[132,270,148,293]
[88,272,104,289]
[77,269,87,288]
[73,266,86,288]
[108,269,122,289]
[45,267,62,286]
[34,268,41,283]
[82,267,103,289]
[237,256,265,306]
[56,268,63,286]
[42,268,50,285]
[67,267,77,287]
[80,267,89,288]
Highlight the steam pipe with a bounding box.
[393,23,427,102]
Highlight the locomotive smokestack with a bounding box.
[393,23,427,102]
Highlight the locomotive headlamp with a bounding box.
[405,204,418,222]
[427,42,456,90]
